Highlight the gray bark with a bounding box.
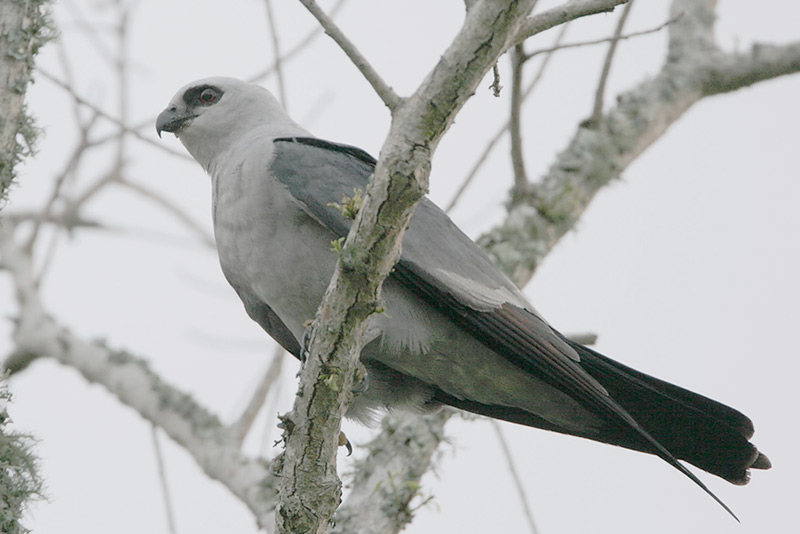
[0,0,52,204]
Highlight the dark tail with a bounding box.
[436,341,770,486]
[570,341,771,484]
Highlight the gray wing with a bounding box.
[268,137,741,513]
[270,137,611,408]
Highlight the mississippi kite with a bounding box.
[156,77,770,514]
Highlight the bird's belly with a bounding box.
[362,281,603,432]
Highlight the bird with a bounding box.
[156,77,770,516]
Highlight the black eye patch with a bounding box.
[183,85,224,107]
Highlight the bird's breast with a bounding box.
[210,158,339,340]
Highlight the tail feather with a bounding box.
[435,341,770,487]
[569,341,770,484]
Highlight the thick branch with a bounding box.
[275,3,538,533]
[479,0,800,286]
[702,41,800,95]
[0,227,278,528]
[0,0,52,202]
[298,0,400,110]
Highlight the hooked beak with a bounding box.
[156,107,194,138]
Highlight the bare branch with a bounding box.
[516,0,629,44]
[23,110,100,252]
[118,177,216,248]
[230,345,286,446]
[152,425,178,534]
[525,13,679,59]
[38,70,192,160]
[0,0,52,201]
[446,22,570,213]
[479,0,800,287]
[0,228,279,528]
[509,44,531,200]
[249,0,349,83]
[275,3,539,532]
[588,0,635,127]
[490,420,540,534]
[702,41,800,95]
[297,0,400,110]
[264,0,289,108]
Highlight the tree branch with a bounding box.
[275,3,539,533]
[0,0,53,202]
[297,0,400,110]
[588,0,634,127]
[509,44,531,199]
[0,226,279,528]
[702,41,800,95]
[516,0,629,44]
[230,345,286,446]
[332,411,452,534]
[479,0,800,286]
[446,21,570,213]
[264,0,288,108]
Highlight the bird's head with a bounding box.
[156,77,306,171]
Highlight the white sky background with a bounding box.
[2,1,799,533]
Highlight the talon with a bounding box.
[300,324,313,362]
[339,431,353,456]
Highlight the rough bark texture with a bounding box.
[0,0,52,204]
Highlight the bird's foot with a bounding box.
[339,431,353,456]
[300,321,314,362]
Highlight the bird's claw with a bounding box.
[300,323,313,362]
[339,431,353,456]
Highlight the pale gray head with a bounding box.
[156,77,308,170]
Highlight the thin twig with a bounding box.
[297,0,400,110]
[446,23,570,213]
[230,345,286,446]
[264,0,288,108]
[249,0,349,83]
[62,0,118,68]
[525,12,679,60]
[489,420,539,534]
[38,70,193,160]
[509,44,530,200]
[114,1,131,173]
[117,178,216,248]
[589,0,635,127]
[151,425,178,534]
[24,111,99,253]
[447,11,677,211]
[516,0,629,43]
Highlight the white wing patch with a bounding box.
[433,268,532,312]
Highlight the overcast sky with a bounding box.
[2,1,799,533]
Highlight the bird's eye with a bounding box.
[199,88,218,104]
